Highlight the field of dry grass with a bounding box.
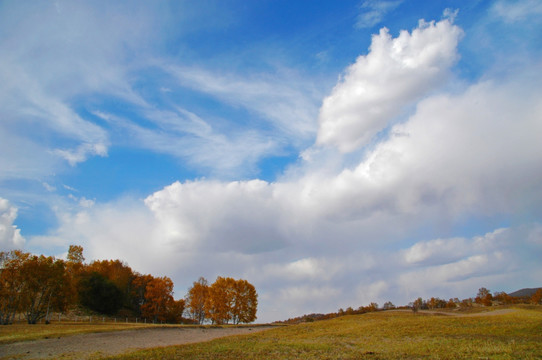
[2,306,541,359]
[103,307,542,360]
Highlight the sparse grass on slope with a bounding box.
[104,308,542,360]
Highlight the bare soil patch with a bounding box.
[0,326,275,360]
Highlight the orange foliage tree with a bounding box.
[19,255,67,324]
[165,298,186,323]
[232,279,258,324]
[65,245,85,305]
[186,277,209,324]
[204,276,258,324]
[475,287,493,306]
[0,250,29,324]
[531,289,542,305]
[205,276,235,324]
[141,276,174,323]
[131,273,154,315]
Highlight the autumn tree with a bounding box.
[411,297,423,313]
[200,277,258,325]
[383,301,395,310]
[186,277,209,324]
[446,298,459,309]
[67,245,85,264]
[231,279,258,324]
[19,255,67,324]
[65,245,85,306]
[494,291,513,305]
[165,298,186,324]
[131,273,154,315]
[0,250,29,325]
[141,276,174,323]
[475,287,493,306]
[531,289,542,305]
[206,276,235,324]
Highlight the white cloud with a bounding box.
[0,131,58,181]
[356,0,403,29]
[317,16,462,152]
[0,2,322,180]
[54,142,109,166]
[262,257,343,282]
[164,64,321,143]
[119,58,542,319]
[403,237,469,265]
[103,109,280,178]
[0,1,147,175]
[274,285,342,317]
[396,225,542,299]
[0,198,25,250]
[144,179,288,254]
[492,0,542,23]
[42,183,57,192]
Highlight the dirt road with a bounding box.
[0,326,274,359]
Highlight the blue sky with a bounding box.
[1,0,542,322]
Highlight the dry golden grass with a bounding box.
[103,307,542,360]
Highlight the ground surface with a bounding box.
[104,307,542,360]
[0,326,274,359]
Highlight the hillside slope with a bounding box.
[508,287,542,297]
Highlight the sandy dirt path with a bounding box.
[0,326,275,360]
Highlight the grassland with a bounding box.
[103,307,542,360]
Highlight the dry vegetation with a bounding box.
[2,306,541,359]
[101,307,542,360]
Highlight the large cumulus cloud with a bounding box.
[317,16,463,152]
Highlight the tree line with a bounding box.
[410,287,542,312]
[0,246,257,325]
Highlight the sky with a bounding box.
[1,0,542,323]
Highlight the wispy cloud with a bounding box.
[0,1,321,181]
[491,0,542,23]
[163,64,321,142]
[356,0,403,29]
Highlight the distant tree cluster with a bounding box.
[0,246,258,325]
[409,287,542,313]
[276,302,382,325]
[185,276,258,324]
[409,296,457,313]
[276,286,542,324]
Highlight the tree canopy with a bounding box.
[0,246,258,325]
